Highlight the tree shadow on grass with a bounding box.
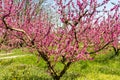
[61,72,82,80]
[98,66,120,76]
[28,75,52,80]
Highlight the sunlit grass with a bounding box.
[0,48,120,80]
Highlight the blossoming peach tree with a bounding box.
[0,0,120,80]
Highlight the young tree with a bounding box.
[54,0,120,59]
[0,0,120,80]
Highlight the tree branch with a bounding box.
[2,17,31,41]
[58,62,71,78]
[89,40,114,54]
[37,49,58,78]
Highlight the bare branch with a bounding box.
[89,40,114,54]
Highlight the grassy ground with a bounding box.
[0,48,120,80]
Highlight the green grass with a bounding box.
[0,48,120,80]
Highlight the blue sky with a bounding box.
[41,0,119,15]
[34,0,119,26]
[33,0,119,8]
[40,0,119,11]
[99,0,119,10]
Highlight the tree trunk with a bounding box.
[110,46,120,59]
